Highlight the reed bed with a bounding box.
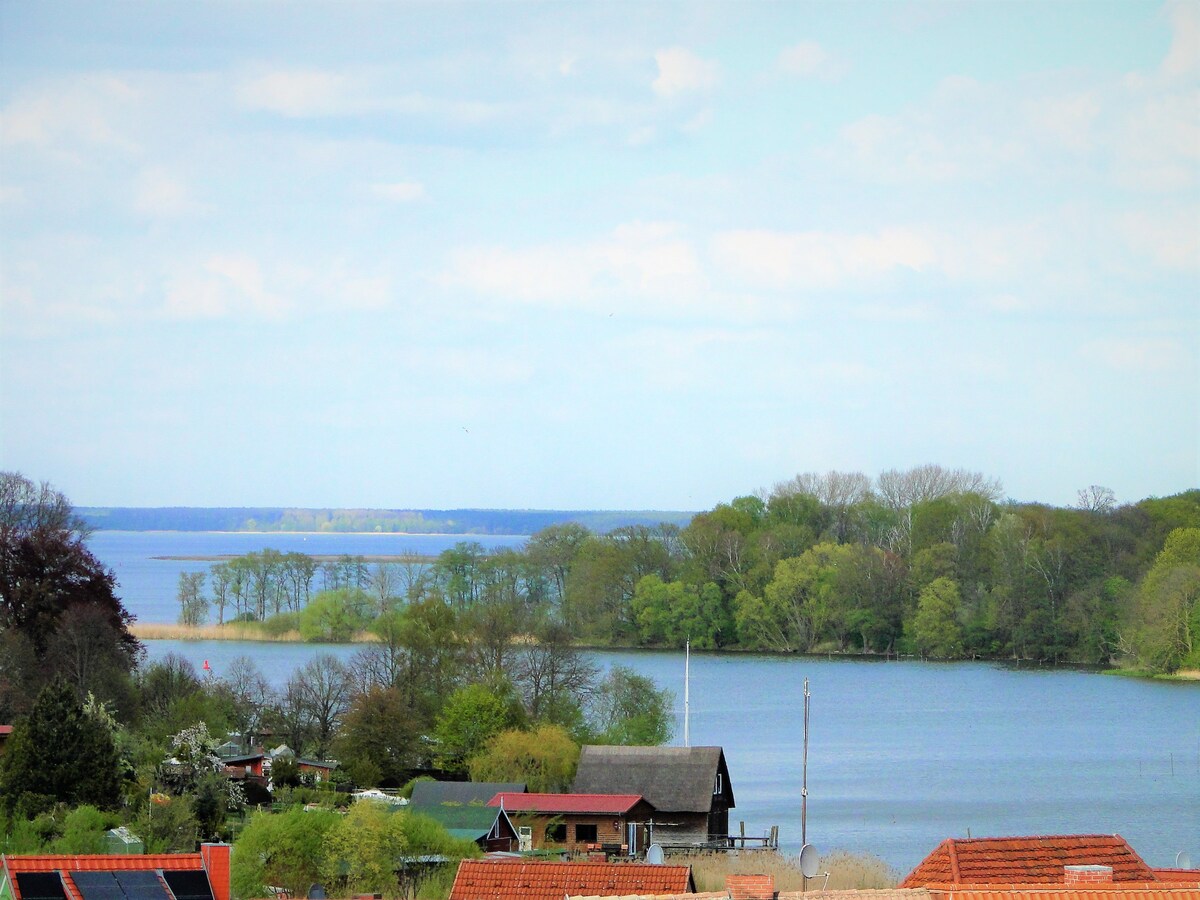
[131,622,305,642]
[679,848,898,893]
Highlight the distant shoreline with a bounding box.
[127,624,1200,680]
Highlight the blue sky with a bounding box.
[1,1,1196,510]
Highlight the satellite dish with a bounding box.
[800,843,820,878]
[307,885,326,899]
[646,843,664,865]
[1177,851,1193,869]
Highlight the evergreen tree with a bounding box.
[0,679,122,815]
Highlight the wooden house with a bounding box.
[487,792,657,856]
[411,802,519,853]
[572,745,734,848]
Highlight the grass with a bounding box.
[676,848,899,893]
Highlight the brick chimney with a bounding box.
[1065,865,1114,885]
[727,874,776,900]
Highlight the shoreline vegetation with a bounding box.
[127,622,1200,681]
[120,471,1200,678]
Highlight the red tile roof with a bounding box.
[488,792,650,815]
[1155,872,1200,885]
[448,859,693,900]
[925,884,1200,900]
[900,836,1158,888]
[2,854,208,900]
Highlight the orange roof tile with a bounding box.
[4,855,205,873]
[924,883,1200,900]
[900,836,1158,888]
[448,859,693,900]
[1154,873,1200,885]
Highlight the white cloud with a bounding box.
[0,75,141,155]
[133,167,203,218]
[652,48,719,98]
[1162,0,1200,79]
[777,41,848,82]
[441,221,709,314]
[164,255,285,319]
[711,227,936,290]
[1078,337,1191,374]
[236,69,354,117]
[370,181,425,202]
[1119,209,1200,270]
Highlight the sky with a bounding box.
[0,1,1197,512]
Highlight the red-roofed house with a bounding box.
[487,792,657,855]
[0,845,230,900]
[0,726,13,755]
[447,859,694,900]
[900,835,1160,888]
[926,884,1200,900]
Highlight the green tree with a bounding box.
[299,588,372,642]
[631,576,731,649]
[468,724,580,792]
[0,679,122,815]
[51,805,113,854]
[321,803,479,900]
[432,682,522,773]
[909,577,964,658]
[1125,527,1200,672]
[333,686,420,787]
[177,572,209,627]
[587,666,673,745]
[232,806,340,899]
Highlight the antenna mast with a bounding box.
[684,638,691,747]
[801,677,810,848]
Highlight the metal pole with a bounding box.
[684,638,690,748]
[802,677,810,863]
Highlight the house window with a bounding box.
[714,773,722,795]
[574,824,598,843]
[546,823,566,843]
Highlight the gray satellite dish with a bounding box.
[800,843,820,878]
[646,843,664,865]
[1177,851,1193,869]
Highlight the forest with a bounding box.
[178,467,1200,675]
[76,506,693,534]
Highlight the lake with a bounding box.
[91,531,1200,874]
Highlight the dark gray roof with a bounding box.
[572,745,734,813]
[408,781,526,809]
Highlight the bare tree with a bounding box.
[1076,485,1116,514]
[0,471,89,542]
[286,655,350,760]
[876,465,1003,511]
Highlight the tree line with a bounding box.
[180,467,1199,673]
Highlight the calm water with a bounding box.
[92,532,1200,874]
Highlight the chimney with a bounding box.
[1065,866,1114,885]
[201,843,232,900]
[726,874,776,900]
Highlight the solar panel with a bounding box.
[15,872,67,900]
[160,871,213,900]
[113,871,170,900]
[71,872,124,900]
